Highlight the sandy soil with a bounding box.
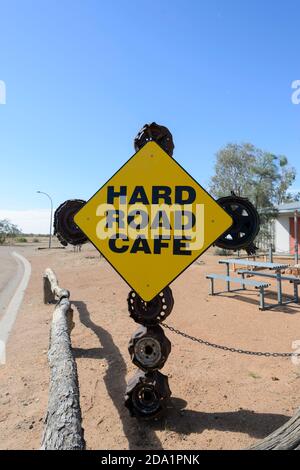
[1,240,300,450]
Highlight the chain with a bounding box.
[161,323,300,358]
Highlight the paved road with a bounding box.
[0,246,21,320]
[0,248,31,359]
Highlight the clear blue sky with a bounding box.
[0,0,300,231]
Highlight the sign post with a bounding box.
[72,123,233,418]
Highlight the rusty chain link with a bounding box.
[161,323,300,358]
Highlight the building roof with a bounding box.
[277,202,300,213]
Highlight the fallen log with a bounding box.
[43,268,70,304]
[41,268,85,450]
[250,407,300,450]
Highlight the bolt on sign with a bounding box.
[74,142,232,300]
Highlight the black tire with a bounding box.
[125,370,171,419]
[127,286,174,325]
[134,122,174,156]
[128,325,171,372]
[54,199,88,246]
[215,195,260,251]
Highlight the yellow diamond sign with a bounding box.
[74,142,232,300]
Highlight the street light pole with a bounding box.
[37,191,53,249]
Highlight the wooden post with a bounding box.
[41,269,85,450]
[43,268,70,303]
[43,275,55,304]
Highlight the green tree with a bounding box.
[0,219,21,245]
[210,143,256,198]
[210,143,296,214]
[210,143,296,248]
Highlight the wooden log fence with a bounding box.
[41,268,85,450]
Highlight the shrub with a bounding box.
[0,219,21,244]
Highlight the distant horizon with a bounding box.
[2,182,300,235]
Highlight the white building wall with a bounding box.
[274,215,290,253]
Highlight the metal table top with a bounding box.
[219,258,289,270]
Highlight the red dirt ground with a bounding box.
[1,242,300,449]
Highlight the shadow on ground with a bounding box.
[72,300,163,450]
[152,397,290,441]
[215,290,299,314]
[72,301,290,449]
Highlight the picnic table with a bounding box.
[218,258,297,310]
[219,258,289,272]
